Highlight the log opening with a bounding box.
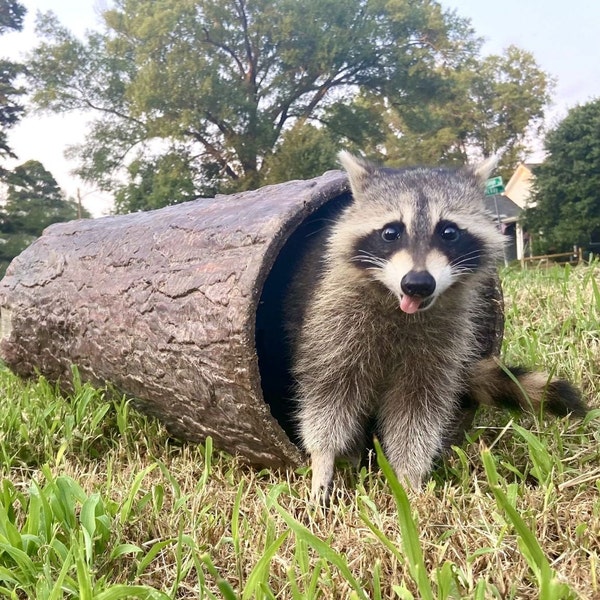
[256,192,352,444]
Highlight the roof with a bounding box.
[504,162,540,209]
[483,194,522,223]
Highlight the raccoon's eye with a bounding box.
[381,223,404,242]
[439,222,461,243]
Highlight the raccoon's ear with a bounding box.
[338,151,375,193]
[471,154,499,183]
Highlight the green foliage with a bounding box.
[0,0,25,33]
[373,440,435,600]
[262,123,339,185]
[0,160,89,276]
[0,469,171,599]
[4,160,73,233]
[482,450,577,599]
[27,0,552,211]
[381,45,552,177]
[0,368,169,597]
[114,150,200,213]
[524,98,600,254]
[0,367,143,468]
[0,0,26,170]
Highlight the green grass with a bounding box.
[0,263,599,599]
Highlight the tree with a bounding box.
[262,123,339,185]
[27,0,552,212]
[0,160,89,275]
[374,45,552,179]
[114,149,200,213]
[27,0,481,208]
[468,46,552,179]
[0,0,26,176]
[523,98,600,254]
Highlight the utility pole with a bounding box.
[77,188,82,220]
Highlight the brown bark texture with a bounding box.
[0,171,503,468]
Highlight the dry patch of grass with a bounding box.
[0,263,598,598]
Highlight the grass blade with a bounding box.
[481,449,573,599]
[269,498,370,600]
[241,531,289,600]
[374,440,435,600]
[511,423,556,485]
[201,553,238,600]
[95,585,171,599]
[120,464,158,525]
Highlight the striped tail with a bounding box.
[469,358,587,417]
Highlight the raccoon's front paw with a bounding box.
[388,462,426,490]
[309,449,335,507]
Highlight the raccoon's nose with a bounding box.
[401,271,436,298]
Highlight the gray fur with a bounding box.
[285,152,584,502]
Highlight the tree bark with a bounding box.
[0,170,503,468]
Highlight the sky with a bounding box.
[1,0,599,217]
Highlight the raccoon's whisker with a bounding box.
[450,249,484,264]
[452,261,480,270]
[455,253,484,264]
[451,258,481,270]
[451,264,480,275]
[309,217,340,226]
[353,249,384,261]
[451,251,484,269]
[452,248,482,259]
[452,268,476,278]
[351,251,387,269]
[305,226,331,238]
[452,261,486,277]
[301,218,345,239]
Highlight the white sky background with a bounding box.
[1,0,600,217]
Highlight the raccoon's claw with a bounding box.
[310,481,333,508]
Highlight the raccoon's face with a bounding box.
[350,214,489,313]
[336,152,505,314]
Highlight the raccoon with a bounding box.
[286,151,586,503]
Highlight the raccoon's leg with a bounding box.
[308,448,336,504]
[376,389,453,487]
[298,396,368,504]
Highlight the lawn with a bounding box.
[0,263,598,599]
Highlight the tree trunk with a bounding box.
[0,171,503,468]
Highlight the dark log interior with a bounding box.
[255,192,352,444]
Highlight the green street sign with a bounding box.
[485,176,504,196]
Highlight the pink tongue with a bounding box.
[400,295,422,314]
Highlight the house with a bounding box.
[484,162,539,263]
[504,163,538,211]
[483,193,523,264]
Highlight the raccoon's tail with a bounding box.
[469,358,587,417]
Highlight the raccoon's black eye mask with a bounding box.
[379,220,463,245]
[436,221,461,243]
[432,222,485,271]
[352,218,484,273]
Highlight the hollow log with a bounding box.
[0,171,504,468]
